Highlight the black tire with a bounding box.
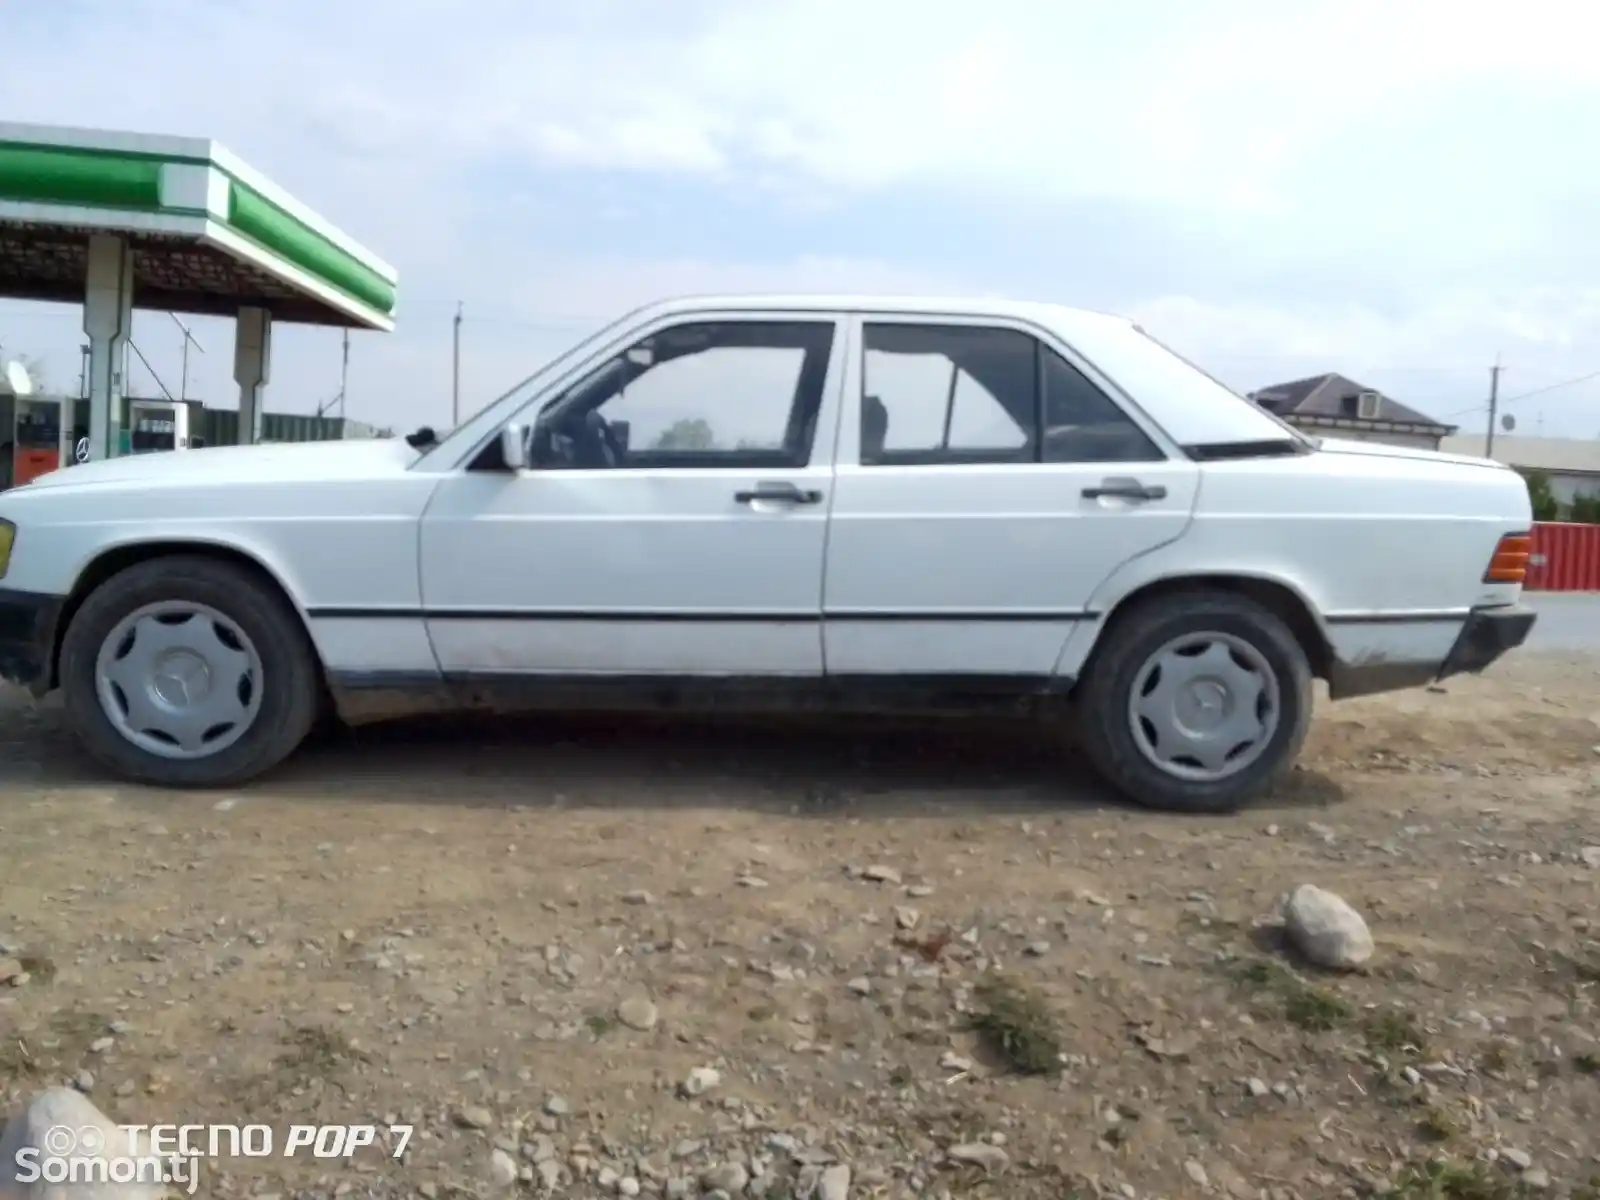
[59,556,321,787]
[1074,590,1313,814]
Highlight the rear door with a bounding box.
[822,314,1200,677]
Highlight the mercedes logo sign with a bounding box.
[74,437,90,464]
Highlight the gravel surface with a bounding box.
[2,654,1598,1199]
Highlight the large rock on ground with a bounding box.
[1282,884,1374,969]
[0,1087,165,1198]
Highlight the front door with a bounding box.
[822,316,1201,677]
[418,316,845,676]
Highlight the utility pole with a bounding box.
[1485,355,1503,459]
[339,328,350,419]
[451,302,463,427]
[169,313,204,403]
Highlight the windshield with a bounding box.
[1055,314,1311,450]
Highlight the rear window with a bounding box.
[1049,315,1308,449]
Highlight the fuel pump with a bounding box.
[123,399,192,454]
[1,360,70,487]
[11,395,70,486]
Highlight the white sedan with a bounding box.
[0,295,1536,812]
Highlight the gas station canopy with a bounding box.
[0,123,396,329]
[0,122,398,462]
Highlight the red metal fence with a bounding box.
[1527,521,1600,591]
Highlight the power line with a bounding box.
[1440,367,1600,420]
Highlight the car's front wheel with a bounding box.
[1074,590,1313,813]
[59,556,320,787]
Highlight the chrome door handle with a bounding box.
[735,482,823,505]
[1082,479,1166,501]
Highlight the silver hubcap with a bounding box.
[1128,631,1280,782]
[95,601,264,760]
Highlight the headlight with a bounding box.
[0,520,15,579]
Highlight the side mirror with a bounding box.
[500,423,530,470]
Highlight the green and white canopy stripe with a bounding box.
[0,123,396,330]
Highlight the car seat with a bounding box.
[862,395,889,463]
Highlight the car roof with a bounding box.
[640,293,1136,338]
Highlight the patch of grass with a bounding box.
[970,975,1063,1076]
[1530,942,1600,988]
[1479,1043,1514,1075]
[1365,1010,1429,1057]
[0,1036,41,1081]
[275,1024,369,1072]
[1575,1050,1600,1075]
[0,1012,109,1082]
[16,953,56,984]
[584,1012,617,1038]
[1389,1159,1516,1200]
[1285,986,1352,1032]
[1230,957,1351,1031]
[1415,1107,1458,1143]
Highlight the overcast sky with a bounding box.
[4,0,1600,438]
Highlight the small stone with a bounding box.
[617,996,660,1031]
[89,1036,115,1054]
[737,875,769,889]
[864,865,902,884]
[1024,941,1050,957]
[536,1159,562,1190]
[489,1147,518,1186]
[1281,884,1374,968]
[455,1105,494,1130]
[1185,1160,1210,1188]
[73,1070,94,1092]
[846,976,872,995]
[1580,847,1600,869]
[1245,1077,1269,1097]
[948,1143,1008,1171]
[622,889,655,905]
[114,1080,136,1097]
[702,1162,750,1193]
[1500,1148,1533,1171]
[1523,1168,1551,1190]
[0,958,22,984]
[620,1178,642,1197]
[683,1066,721,1097]
[893,906,920,930]
[543,1095,570,1116]
[818,1163,851,1200]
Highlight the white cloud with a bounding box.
[3,0,1600,432]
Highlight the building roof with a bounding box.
[1439,433,1600,476]
[1249,372,1452,431]
[0,123,397,330]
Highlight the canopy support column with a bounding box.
[83,233,133,461]
[234,306,271,445]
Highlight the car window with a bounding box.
[1040,347,1164,463]
[861,324,1037,465]
[541,321,835,469]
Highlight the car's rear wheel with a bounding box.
[1074,590,1313,813]
[60,556,320,787]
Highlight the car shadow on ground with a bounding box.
[0,692,1348,817]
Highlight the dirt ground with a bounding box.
[1,653,1598,1200]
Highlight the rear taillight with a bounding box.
[1483,531,1532,584]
